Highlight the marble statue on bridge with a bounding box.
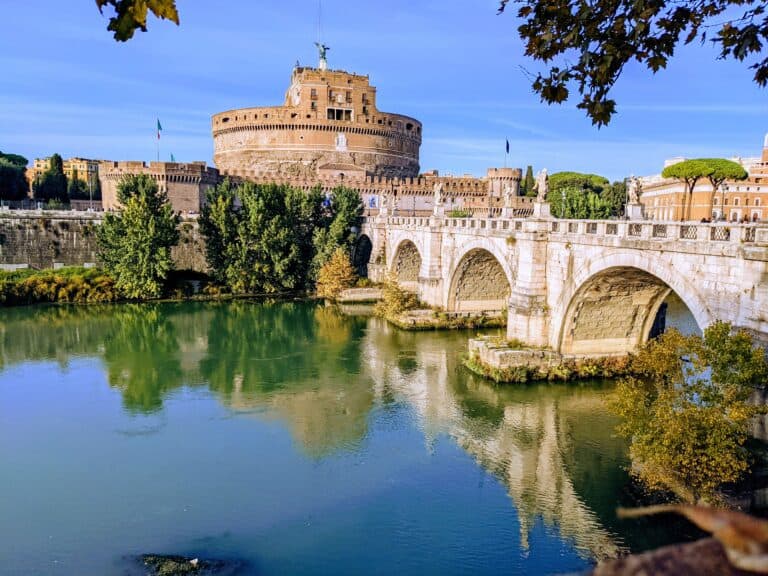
[627,176,642,204]
[534,169,549,202]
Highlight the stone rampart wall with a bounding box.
[0,212,207,273]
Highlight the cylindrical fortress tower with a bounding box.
[212,66,422,179]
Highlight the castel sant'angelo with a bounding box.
[101,47,531,215]
[212,49,421,180]
[208,47,531,216]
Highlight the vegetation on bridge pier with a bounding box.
[373,277,506,331]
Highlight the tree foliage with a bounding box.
[0,151,28,168]
[662,158,747,220]
[311,186,364,279]
[0,159,29,201]
[34,154,68,203]
[316,247,358,300]
[498,0,768,125]
[67,168,90,200]
[549,171,618,218]
[95,0,179,41]
[609,322,768,503]
[521,165,535,197]
[97,174,180,299]
[201,182,363,295]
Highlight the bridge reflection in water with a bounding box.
[362,318,626,561]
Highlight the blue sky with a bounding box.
[0,0,766,181]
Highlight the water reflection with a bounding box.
[0,302,646,562]
[361,319,625,560]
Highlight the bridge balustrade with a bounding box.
[361,214,767,248]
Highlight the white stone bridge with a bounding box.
[359,209,768,354]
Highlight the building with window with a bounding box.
[640,135,768,222]
[27,156,100,193]
[212,59,422,179]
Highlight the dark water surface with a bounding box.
[0,301,698,575]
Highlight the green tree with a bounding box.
[201,182,323,294]
[311,186,364,280]
[199,180,239,287]
[35,154,68,203]
[701,159,749,218]
[609,322,768,503]
[555,186,612,219]
[96,174,180,299]
[661,159,714,221]
[497,0,768,125]
[604,180,627,217]
[522,165,535,197]
[95,0,179,41]
[67,168,90,200]
[549,172,610,218]
[0,159,29,201]
[0,151,28,168]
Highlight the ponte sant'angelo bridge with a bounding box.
[359,205,768,354]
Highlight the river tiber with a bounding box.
[2,6,768,576]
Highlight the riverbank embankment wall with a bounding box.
[0,211,207,273]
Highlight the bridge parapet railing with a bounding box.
[544,218,768,246]
[363,215,768,247]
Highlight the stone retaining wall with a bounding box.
[0,211,207,273]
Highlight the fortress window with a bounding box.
[406,123,413,131]
[345,91,352,103]
[327,108,352,122]
[311,102,316,110]
[311,88,318,100]
[264,113,269,118]
[222,117,230,123]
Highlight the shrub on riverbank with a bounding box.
[316,248,357,300]
[374,276,420,319]
[0,267,119,306]
[608,323,768,504]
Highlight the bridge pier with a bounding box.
[506,219,550,347]
[417,218,445,306]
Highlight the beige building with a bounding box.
[27,156,100,192]
[99,161,220,213]
[640,135,768,222]
[212,57,422,179]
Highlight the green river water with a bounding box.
[0,301,704,575]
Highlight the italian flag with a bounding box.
[157,119,163,140]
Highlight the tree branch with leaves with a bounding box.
[498,0,768,125]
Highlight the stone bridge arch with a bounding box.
[447,242,513,313]
[554,252,712,355]
[391,238,423,290]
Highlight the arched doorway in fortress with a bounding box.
[391,240,422,291]
[352,234,373,277]
[447,248,511,313]
[558,266,703,356]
